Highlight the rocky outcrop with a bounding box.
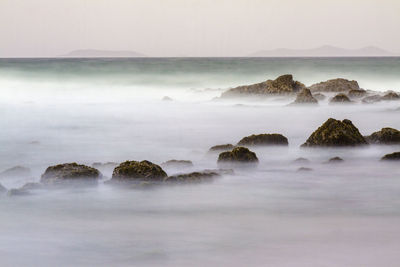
[366,128,400,144]
[381,92,400,101]
[40,163,101,185]
[209,144,235,152]
[301,118,367,147]
[348,89,367,98]
[330,93,352,104]
[237,134,288,146]
[111,160,167,182]
[291,88,318,105]
[381,152,400,161]
[0,166,31,178]
[161,160,193,168]
[221,74,306,97]
[309,78,360,92]
[218,147,258,163]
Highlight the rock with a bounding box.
[301,118,368,147]
[0,166,31,178]
[366,128,400,144]
[0,183,6,193]
[330,93,352,104]
[40,163,101,185]
[309,78,360,92]
[209,144,235,152]
[293,157,310,164]
[381,92,400,101]
[348,89,367,98]
[381,152,400,161]
[218,147,258,163]
[313,93,326,101]
[221,74,306,97]
[165,170,220,183]
[328,157,344,163]
[161,160,193,168]
[111,160,167,182]
[7,188,30,197]
[162,96,173,101]
[237,134,288,146]
[362,95,382,104]
[291,88,318,105]
[297,167,313,172]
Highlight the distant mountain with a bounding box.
[60,49,146,58]
[249,45,395,57]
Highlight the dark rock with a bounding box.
[111,160,167,182]
[328,157,344,163]
[381,152,400,161]
[348,89,367,98]
[291,88,318,105]
[293,157,310,163]
[221,74,306,97]
[218,147,258,163]
[0,166,31,178]
[297,167,313,172]
[362,95,382,104]
[366,128,400,144]
[7,188,30,197]
[238,134,288,146]
[209,144,235,152]
[40,163,101,185]
[165,171,220,183]
[301,118,368,147]
[330,93,352,104]
[161,160,193,168]
[313,93,326,101]
[162,96,173,101]
[381,92,400,101]
[309,78,360,92]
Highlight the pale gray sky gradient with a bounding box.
[0,0,399,57]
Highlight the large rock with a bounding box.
[381,152,400,161]
[111,160,167,182]
[366,128,400,144]
[0,166,31,178]
[218,147,258,163]
[221,74,306,97]
[301,118,368,147]
[238,133,288,146]
[330,93,352,104]
[40,163,101,185]
[209,144,235,152]
[291,88,318,105]
[309,78,360,92]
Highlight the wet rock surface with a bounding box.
[40,163,101,185]
[366,128,400,144]
[302,118,367,147]
[309,78,360,92]
[238,134,288,146]
[218,147,258,163]
[111,160,167,182]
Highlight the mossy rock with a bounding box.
[238,133,288,146]
[218,147,258,163]
[209,144,235,152]
[291,88,318,105]
[309,78,360,92]
[41,163,101,185]
[366,128,400,144]
[330,93,352,104]
[301,118,367,147]
[165,171,220,183]
[381,152,400,161]
[111,160,167,182]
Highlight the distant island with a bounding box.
[249,45,395,57]
[60,49,146,58]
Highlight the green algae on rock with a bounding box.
[41,163,101,185]
[238,133,288,146]
[218,147,258,163]
[111,160,167,182]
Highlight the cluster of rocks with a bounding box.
[219,74,400,106]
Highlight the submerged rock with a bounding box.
[297,167,313,172]
[301,118,367,147]
[0,166,31,178]
[40,163,101,185]
[330,93,352,104]
[221,74,305,97]
[309,78,360,92]
[218,147,258,163]
[237,134,288,146]
[291,88,318,105]
[111,160,167,182]
[348,89,367,98]
[209,144,235,152]
[313,93,326,101]
[165,170,220,183]
[293,157,310,164]
[381,92,400,101]
[328,157,344,163]
[161,160,193,168]
[366,128,400,144]
[381,152,400,161]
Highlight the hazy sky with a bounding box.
[1,0,399,57]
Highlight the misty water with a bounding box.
[1,58,400,266]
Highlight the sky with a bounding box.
[0,0,399,57]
